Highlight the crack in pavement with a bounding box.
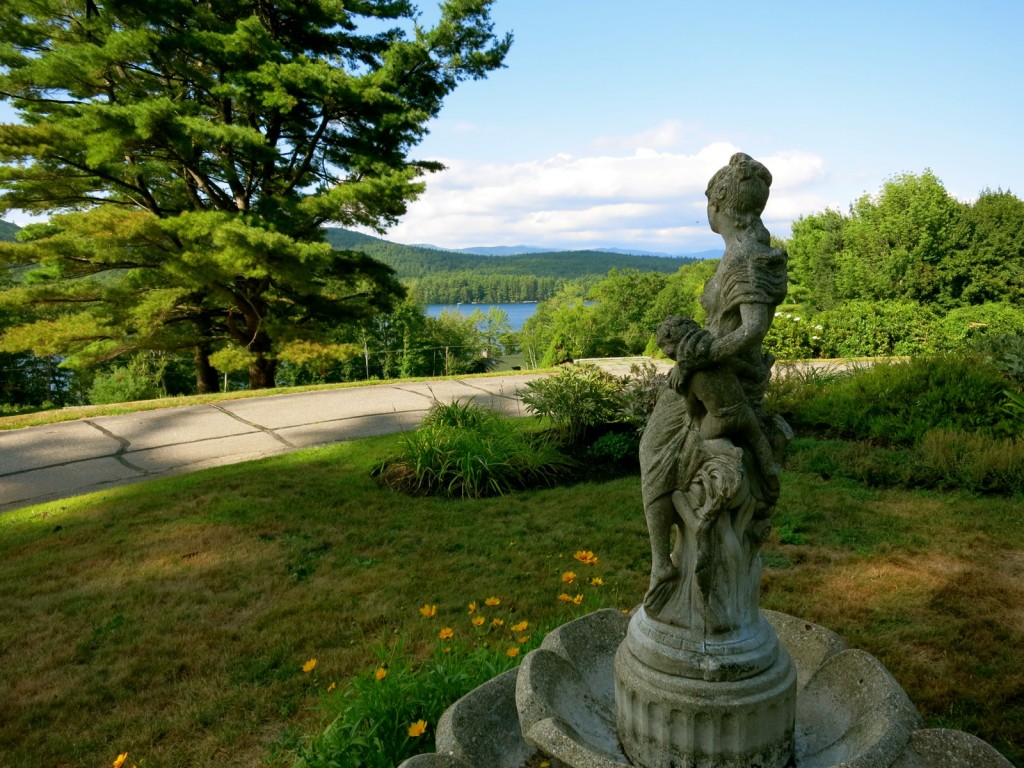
[82,420,150,474]
[208,403,298,448]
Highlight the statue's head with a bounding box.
[705,153,772,236]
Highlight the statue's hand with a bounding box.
[679,327,714,368]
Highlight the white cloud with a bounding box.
[381,138,831,253]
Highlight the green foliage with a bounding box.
[764,362,854,419]
[296,642,521,768]
[388,402,572,498]
[409,271,566,304]
[520,363,625,445]
[0,1,511,390]
[421,398,494,430]
[784,174,1024,319]
[784,355,1020,446]
[815,300,938,358]
[587,431,639,464]
[588,268,670,353]
[937,303,1024,350]
[617,361,666,435]
[87,354,166,404]
[762,311,822,360]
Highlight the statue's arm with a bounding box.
[708,303,771,363]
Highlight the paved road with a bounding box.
[0,356,855,513]
[0,373,545,513]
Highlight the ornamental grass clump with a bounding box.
[380,399,573,498]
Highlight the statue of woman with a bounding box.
[639,152,788,623]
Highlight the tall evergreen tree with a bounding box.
[0,0,511,390]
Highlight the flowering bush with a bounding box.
[762,311,822,360]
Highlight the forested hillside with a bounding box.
[324,227,700,304]
[324,228,696,278]
[0,220,19,241]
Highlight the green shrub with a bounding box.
[969,333,1024,387]
[87,357,164,404]
[762,310,822,360]
[787,354,1019,446]
[386,401,572,498]
[765,362,856,419]
[938,303,1024,350]
[587,431,639,464]
[520,363,624,445]
[816,300,938,358]
[617,360,665,435]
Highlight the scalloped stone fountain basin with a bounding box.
[398,609,1012,768]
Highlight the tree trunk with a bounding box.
[194,344,220,394]
[247,354,278,390]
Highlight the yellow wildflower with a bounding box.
[574,550,599,565]
[485,596,501,607]
[517,635,530,644]
[327,682,337,693]
[408,719,428,738]
[558,593,574,603]
[590,577,604,586]
[419,604,437,618]
[467,601,477,614]
[572,594,584,605]
[491,618,504,628]
[302,658,317,673]
[472,615,486,627]
[439,627,454,640]
[375,666,388,681]
[113,753,129,768]
[561,571,576,584]
[511,620,528,632]
[506,647,520,658]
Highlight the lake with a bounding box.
[425,302,538,331]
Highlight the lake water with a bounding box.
[425,302,538,331]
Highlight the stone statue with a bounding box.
[615,152,797,768]
[639,151,789,624]
[395,151,1018,768]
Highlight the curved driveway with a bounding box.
[0,373,546,513]
[1,357,847,513]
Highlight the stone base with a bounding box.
[614,620,796,768]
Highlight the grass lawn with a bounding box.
[0,431,1021,767]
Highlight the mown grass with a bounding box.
[0,432,1021,767]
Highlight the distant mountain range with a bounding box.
[413,242,723,260]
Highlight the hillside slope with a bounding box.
[324,227,698,279]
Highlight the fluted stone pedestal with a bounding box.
[615,606,796,768]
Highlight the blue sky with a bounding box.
[391,0,1024,253]
[3,1,1022,255]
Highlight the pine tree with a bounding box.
[0,0,510,390]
